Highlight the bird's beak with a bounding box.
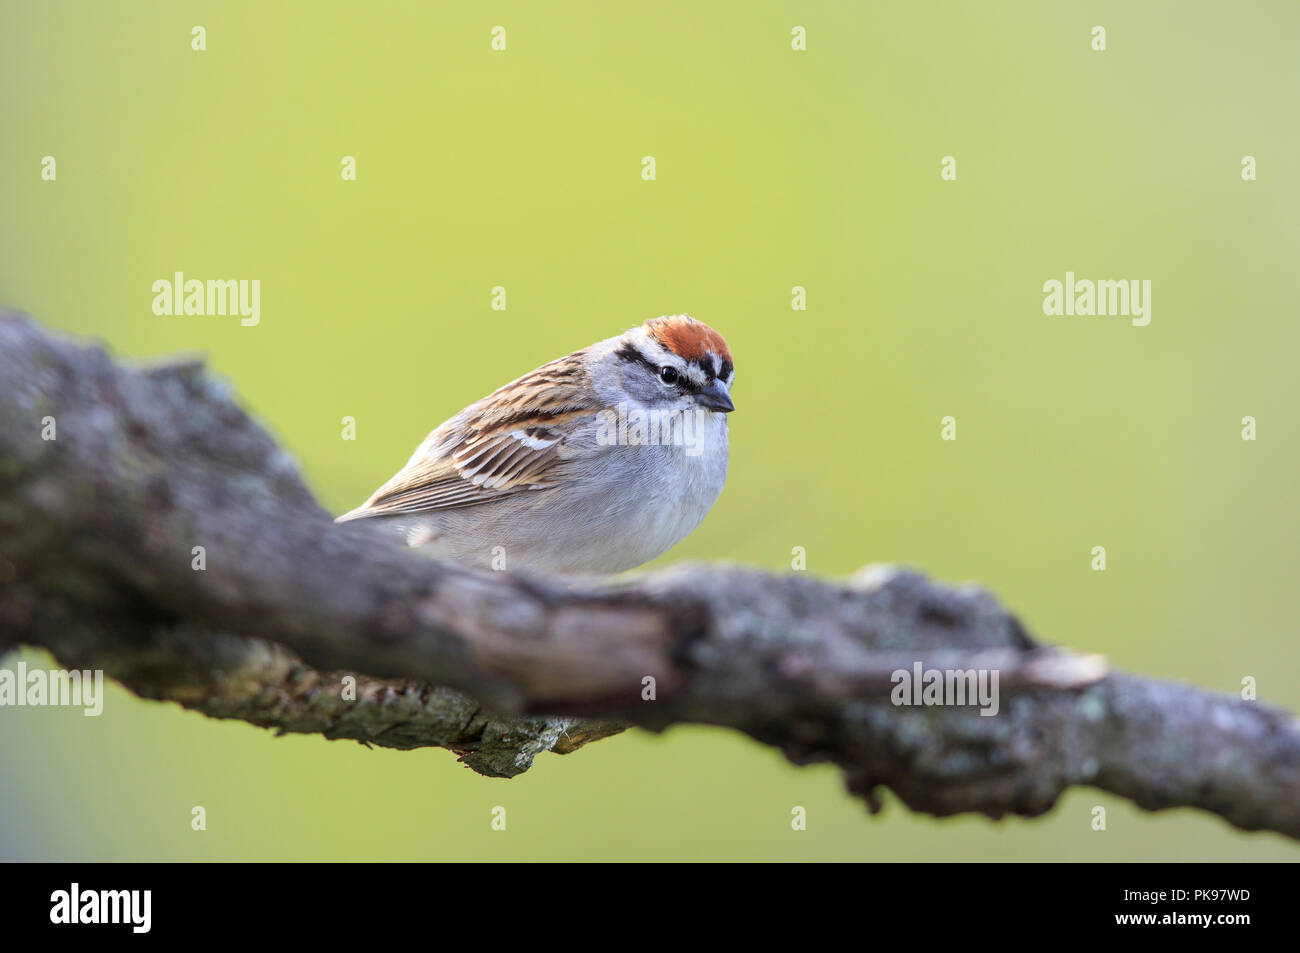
[696,380,735,414]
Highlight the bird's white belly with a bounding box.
[400,413,729,574]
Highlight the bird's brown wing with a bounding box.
[335,356,599,520]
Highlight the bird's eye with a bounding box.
[658,366,679,384]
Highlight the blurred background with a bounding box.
[1,1,1297,860]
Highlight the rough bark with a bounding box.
[1,312,1296,838]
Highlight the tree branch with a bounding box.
[2,312,1297,838]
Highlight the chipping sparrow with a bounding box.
[336,314,735,574]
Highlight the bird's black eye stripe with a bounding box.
[615,342,658,374]
[659,366,678,384]
[615,342,699,391]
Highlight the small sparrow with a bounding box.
[337,314,735,574]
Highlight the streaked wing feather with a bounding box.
[338,356,597,520]
[453,426,564,489]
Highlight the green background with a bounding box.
[2,1,1297,860]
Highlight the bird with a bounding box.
[336,314,735,575]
